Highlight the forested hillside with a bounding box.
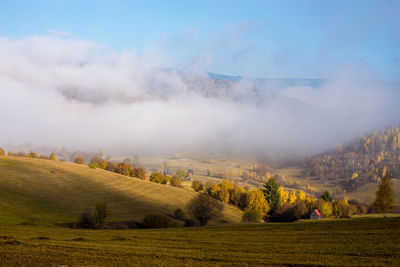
[302,126,400,191]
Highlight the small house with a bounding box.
[310,209,322,220]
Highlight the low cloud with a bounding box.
[0,35,399,161]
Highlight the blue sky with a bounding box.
[0,0,399,80]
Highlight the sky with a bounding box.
[0,1,399,160]
[0,0,399,80]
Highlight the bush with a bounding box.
[94,202,109,225]
[74,156,86,164]
[132,167,146,179]
[79,210,96,229]
[140,214,180,228]
[242,209,262,222]
[245,190,269,216]
[187,193,224,226]
[184,218,200,227]
[7,152,13,156]
[174,208,185,220]
[90,157,107,169]
[15,152,26,157]
[269,203,300,222]
[333,199,351,218]
[314,199,332,217]
[192,180,204,192]
[150,172,167,184]
[293,199,308,219]
[27,151,38,158]
[169,175,181,186]
[0,148,5,156]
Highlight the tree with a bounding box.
[192,180,204,192]
[132,167,146,179]
[314,199,332,217]
[94,202,109,225]
[169,175,181,186]
[210,180,233,203]
[263,177,281,214]
[187,193,224,226]
[174,208,185,220]
[74,156,86,164]
[333,198,350,218]
[245,190,269,217]
[373,175,395,216]
[50,153,56,161]
[0,148,5,156]
[320,190,332,202]
[28,151,38,158]
[90,157,107,169]
[150,172,167,184]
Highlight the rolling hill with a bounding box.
[0,156,242,226]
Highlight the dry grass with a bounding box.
[0,156,242,225]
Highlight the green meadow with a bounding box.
[0,217,399,266]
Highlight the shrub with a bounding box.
[140,214,180,228]
[150,172,167,184]
[293,199,308,219]
[27,151,38,158]
[333,199,351,218]
[192,180,204,192]
[15,152,26,157]
[94,202,109,225]
[49,153,56,161]
[184,218,200,227]
[132,167,146,179]
[174,208,185,220]
[242,209,261,222]
[269,203,292,222]
[187,193,224,226]
[169,175,181,186]
[7,152,13,156]
[74,156,86,164]
[89,163,97,168]
[90,157,107,169]
[314,199,332,217]
[0,148,4,155]
[79,210,95,229]
[229,186,245,206]
[118,163,132,176]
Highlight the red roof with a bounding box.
[314,209,321,216]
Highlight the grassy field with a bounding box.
[0,217,399,266]
[0,156,242,225]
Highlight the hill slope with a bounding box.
[0,156,242,225]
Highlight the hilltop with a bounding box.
[0,156,242,226]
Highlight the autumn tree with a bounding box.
[50,153,56,161]
[28,151,38,158]
[74,156,86,164]
[244,190,269,219]
[373,175,395,216]
[169,175,181,186]
[150,172,167,184]
[132,167,146,179]
[263,177,281,214]
[0,148,5,156]
[192,180,204,192]
[187,193,224,226]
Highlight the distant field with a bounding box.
[0,156,242,225]
[0,217,399,266]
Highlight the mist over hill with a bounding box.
[1,35,400,161]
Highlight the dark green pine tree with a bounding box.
[320,190,332,202]
[373,175,395,216]
[263,176,281,215]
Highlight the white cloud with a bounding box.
[0,35,399,161]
